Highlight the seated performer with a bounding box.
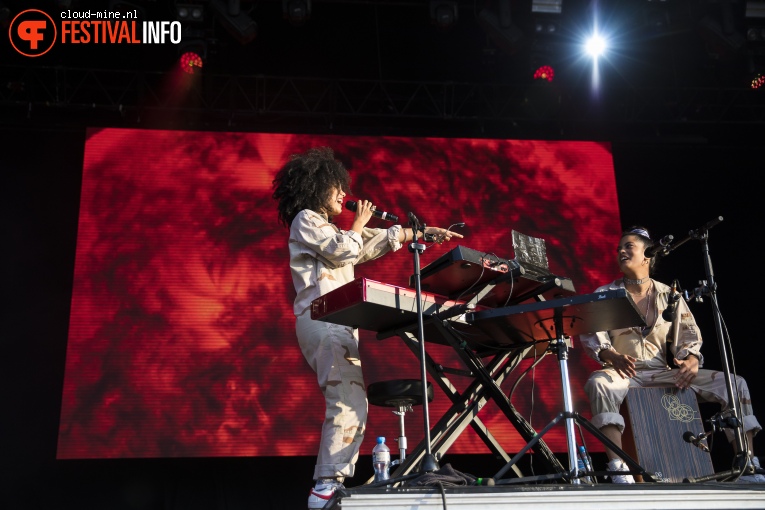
[580,226,763,483]
[271,147,463,508]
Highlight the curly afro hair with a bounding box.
[272,147,352,228]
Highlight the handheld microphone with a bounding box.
[345,200,399,222]
[645,235,674,258]
[662,279,681,322]
[682,430,711,452]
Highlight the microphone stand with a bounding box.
[662,216,750,479]
[406,212,439,474]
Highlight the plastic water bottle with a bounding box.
[577,445,594,483]
[577,456,586,475]
[372,436,391,482]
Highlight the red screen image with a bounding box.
[57,128,622,459]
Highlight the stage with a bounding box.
[328,482,765,509]
[4,4,765,509]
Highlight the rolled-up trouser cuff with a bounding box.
[314,463,354,480]
[723,415,762,443]
[589,412,626,434]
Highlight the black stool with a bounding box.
[367,379,434,465]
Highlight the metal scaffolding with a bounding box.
[1,65,764,138]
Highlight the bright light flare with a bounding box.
[585,34,606,59]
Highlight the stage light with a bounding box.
[534,22,558,35]
[585,34,606,58]
[210,0,257,44]
[180,51,204,74]
[533,65,555,82]
[530,0,562,64]
[178,38,207,75]
[531,0,562,15]
[430,1,458,30]
[176,3,205,22]
[283,0,311,26]
[748,28,762,42]
[748,51,765,89]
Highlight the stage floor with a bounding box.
[327,482,765,509]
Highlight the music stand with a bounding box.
[466,289,659,483]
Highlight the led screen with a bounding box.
[58,128,621,459]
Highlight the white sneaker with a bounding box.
[607,458,635,484]
[308,480,344,509]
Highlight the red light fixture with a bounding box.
[752,73,765,90]
[533,65,554,82]
[180,51,204,74]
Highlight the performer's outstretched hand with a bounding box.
[424,226,464,244]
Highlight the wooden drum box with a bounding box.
[621,387,715,483]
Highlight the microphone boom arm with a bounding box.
[660,216,723,259]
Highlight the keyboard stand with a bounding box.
[378,316,566,479]
[466,289,658,483]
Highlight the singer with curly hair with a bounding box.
[272,146,463,508]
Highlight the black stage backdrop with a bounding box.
[2,125,764,510]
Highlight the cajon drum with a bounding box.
[620,387,714,483]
